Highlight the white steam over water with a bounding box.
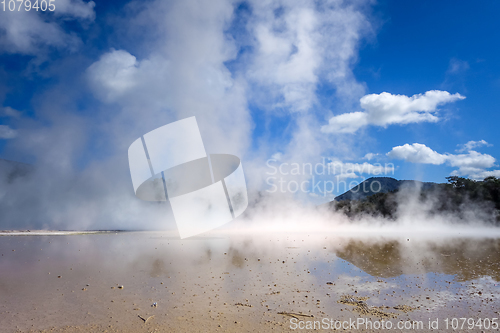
[0,0,496,234]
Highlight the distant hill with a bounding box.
[333,177,438,201]
[328,176,500,224]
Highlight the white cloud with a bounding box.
[54,0,95,20]
[456,140,492,152]
[387,143,498,180]
[321,90,465,133]
[363,153,379,161]
[0,125,17,139]
[447,151,495,170]
[1,106,21,118]
[467,170,500,179]
[387,143,447,165]
[0,0,95,55]
[86,50,140,103]
[321,111,367,133]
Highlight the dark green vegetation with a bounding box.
[329,176,500,224]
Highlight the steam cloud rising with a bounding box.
[0,0,497,233]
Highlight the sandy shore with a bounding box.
[1,231,500,332]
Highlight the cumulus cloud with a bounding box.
[447,151,495,170]
[0,125,17,139]
[321,90,465,133]
[387,143,448,165]
[322,111,367,133]
[387,143,498,180]
[456,140,492,153]
[0,0,95,55]
[86,50,140,103]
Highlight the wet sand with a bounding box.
[1,231,500,332]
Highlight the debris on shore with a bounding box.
[338,295,397,318]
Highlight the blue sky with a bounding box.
[1,0,499,205]
[354,0,500,182]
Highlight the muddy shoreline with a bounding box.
[1,232,499,332]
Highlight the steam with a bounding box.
[0,0,497,233]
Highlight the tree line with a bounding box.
[330,176,500,224]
